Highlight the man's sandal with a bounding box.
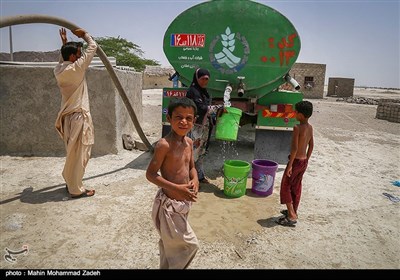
[275,216,297,227]
[280,209,299,218]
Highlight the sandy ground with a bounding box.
[1,88,399,270]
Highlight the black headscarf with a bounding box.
[186,68,211,124]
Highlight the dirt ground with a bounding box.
[1,88,399,270]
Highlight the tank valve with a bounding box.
[237,76,245,97]
[285,74,300,90]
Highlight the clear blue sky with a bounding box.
[1,0,399,88]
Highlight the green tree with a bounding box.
[94,36,160,72]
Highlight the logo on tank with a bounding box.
[210,27,249,74]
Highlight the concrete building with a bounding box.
[327,77,355,97]
[142,65,175,89]
[289,62,327,99]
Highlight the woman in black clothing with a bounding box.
[186,68,222,183]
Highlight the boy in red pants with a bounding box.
[277,101,314,227]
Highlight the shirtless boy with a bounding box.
[277,100,314,227]
[146,97,199,269]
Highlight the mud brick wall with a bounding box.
[327,77,355,97]
[376,99,400,123]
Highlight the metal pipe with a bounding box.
[237,76,245,97]
[0,14,152,152]
[9,26,13,61]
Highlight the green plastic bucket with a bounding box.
[215,107,242,141]
[223,160,251,198]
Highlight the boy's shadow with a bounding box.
[257,216,281,228]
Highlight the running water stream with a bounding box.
[223,84,232,107]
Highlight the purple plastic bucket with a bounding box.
[251,159,279,196]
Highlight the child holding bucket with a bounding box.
[277,100,314,227]
[146,97,200,269]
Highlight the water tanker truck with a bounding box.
[161,0,303,164]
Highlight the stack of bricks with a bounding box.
[376,99,400,123]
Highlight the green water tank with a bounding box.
[163,0,301,98]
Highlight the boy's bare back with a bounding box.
[285,100,314,177]
[293,123,313,160]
